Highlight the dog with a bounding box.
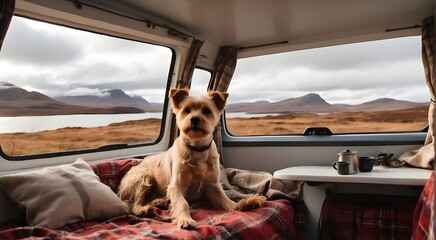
[118,88,266,229]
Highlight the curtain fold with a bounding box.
[210,46,239,163]
[176,39,204,89]
[210,46,238,92]
[0,0,15,50]
[400,16,436,169]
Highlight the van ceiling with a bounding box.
[21,0,435,58]
[83,0,434,57]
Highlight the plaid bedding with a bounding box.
[321,192,419,240]
[0,200,296,240]
[412,171,435,240]
[0,158,305,240]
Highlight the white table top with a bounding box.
[273,165,433,186]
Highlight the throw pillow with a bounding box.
[0,158,129,229]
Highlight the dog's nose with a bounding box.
[190,117,200,126]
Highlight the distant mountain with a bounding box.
[226,93,428,114]
[226,101,270,112]
[0,82,144,116]
[268,93,340,113]
[55,89,162,112]
[227,93,340,114]
[341,98,425,112]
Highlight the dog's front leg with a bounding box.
[167,183,196,229]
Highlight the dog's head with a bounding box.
[169,88,228,140]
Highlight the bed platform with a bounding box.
[0,159,306,240]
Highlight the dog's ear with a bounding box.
[208,91,229,112]
[169,88,190,111]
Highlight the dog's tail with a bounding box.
[118,171,155,208]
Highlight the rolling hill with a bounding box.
[0,82,429,116]
[0,82,144,116]
[55,89,162,112]
[226,93,428,114]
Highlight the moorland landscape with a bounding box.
[0,82,429,156]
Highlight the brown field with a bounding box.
[0,119,161,156]
[0,106,429,156]
[226,106,429,135]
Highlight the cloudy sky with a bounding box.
[0,16,429,105]
[230,36,428,105]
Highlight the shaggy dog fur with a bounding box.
[118,88,265,229]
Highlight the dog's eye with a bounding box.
[202,108,211,115]
[185,108,191,114]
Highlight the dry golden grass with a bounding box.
[226,107,428,135]
[0,119,161,156]
[0,106,428,156]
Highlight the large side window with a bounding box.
[0,16,172,156]
[225,36,428,135]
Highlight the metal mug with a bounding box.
[358,156,375,172]
[333,161,350,175]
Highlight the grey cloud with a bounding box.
[230,36,426,104]
[237,36,421,72]
[67,62,124,83]
[65,62,168,91]
[287,37,421,71]
[0,17,83,65]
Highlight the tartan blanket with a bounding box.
[412,171,435,240]
[0,200,296,240]
[0,158,305,240]
[320,192,419,240]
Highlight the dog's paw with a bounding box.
[234,193,266,211]
[177,217,197,230]
[150,197,170,209]
[132,205,156,217]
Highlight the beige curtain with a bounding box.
[400,16,436,169]
[210,46,238,92]
[209,46,239,162]
[176,39,204,89]
[0,0,15,50]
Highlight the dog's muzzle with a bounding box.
[190,117,200,125]
[190,117,201,129]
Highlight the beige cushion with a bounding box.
[0,158,129,229]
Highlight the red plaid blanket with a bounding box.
[412,171,435,240]
[0,200,296,240]
[0,159,305,240]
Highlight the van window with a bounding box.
[225,36,428,135]
[190,68,212,97]
[0,16,172,156]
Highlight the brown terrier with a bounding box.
[118,88,265,229]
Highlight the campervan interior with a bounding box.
[0,0,435,239]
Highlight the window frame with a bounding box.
[0,16,177,161]
[222,36,428,138]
